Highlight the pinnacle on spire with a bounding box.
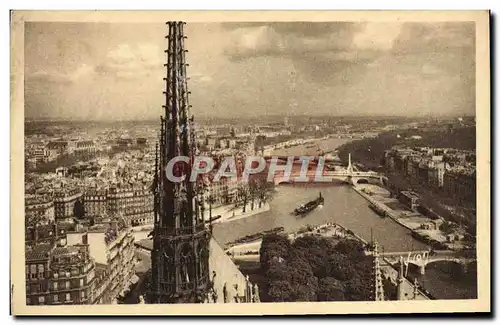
[396,256,405,300]
[373,241,385,301]
[413,277,419,299]
[398,255,405,280]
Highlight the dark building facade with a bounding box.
[148,21,211,304]
[25,233,96,306]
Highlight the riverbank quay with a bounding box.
[352,184,469,251]
[128,202,270,243]
[209,202,270,224]
[225,222,363,257]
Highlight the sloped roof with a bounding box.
[26,244,53,261]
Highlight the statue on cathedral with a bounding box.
[253,284,260,302]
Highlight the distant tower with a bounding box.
[288,64,298,113]
[373,242,385,301]
[149,21,211,304]
[396,256,405,300]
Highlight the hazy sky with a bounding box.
[24,21,475,120]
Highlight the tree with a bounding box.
[439,221,459,234]
[265,258,290,282]
[334,239,366,260]
[248,178,259,211]
[260,233,291,271]
[291,235,337,278]
[286,256,319,301]
[286,255,315,286]
[293,280,319,302]
[345,274,373,301]
[236,183,249,213]
[267,280,294,302]
[325,252,354,281]
[257,179,277,208]
[318,277,346,301]
[261,235,374,303]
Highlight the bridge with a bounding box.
[272,169,383,186]
[268,153,383,186]
[263,155,342,165]
[376,249,476,275]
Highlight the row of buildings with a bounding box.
[25,185,155,227]
[26,175,254,228]
[26,140,97,166]
[383,146,476,204]
[25,219,137,305]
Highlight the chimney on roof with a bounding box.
[33,225,39,244]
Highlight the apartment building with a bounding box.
[66,220,137,304]
[25,195,55,225]
[443,170,476,203]
[384,147,476,204]
[107,185,154,226]
[206,176,242,206]
[25,235,96,306]
[53,188,83,223]
[46,140,75,157]
[74,140,96,157]
[25,223,68,250]
[82,190,108,220]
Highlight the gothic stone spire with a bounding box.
[149,21,211,304]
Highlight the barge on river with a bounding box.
[294,192,324,216]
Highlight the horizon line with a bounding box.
[24,113,476,122]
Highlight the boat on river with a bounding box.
[294,192,324,215]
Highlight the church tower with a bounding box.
[148,21,211,304]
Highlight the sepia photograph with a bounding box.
[10,10,490,315]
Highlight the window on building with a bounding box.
[81,291,85,299]
[38,296,45,304]
[38,265,45,279]
[30,284,39,293]
[79,278,84,287]
[53,281,58,290]
[26,297,31,305]
[65,281,70,289]
[53,295,58,302]
[65,293,71,301]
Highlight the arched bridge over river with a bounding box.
[379,249,476,275]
